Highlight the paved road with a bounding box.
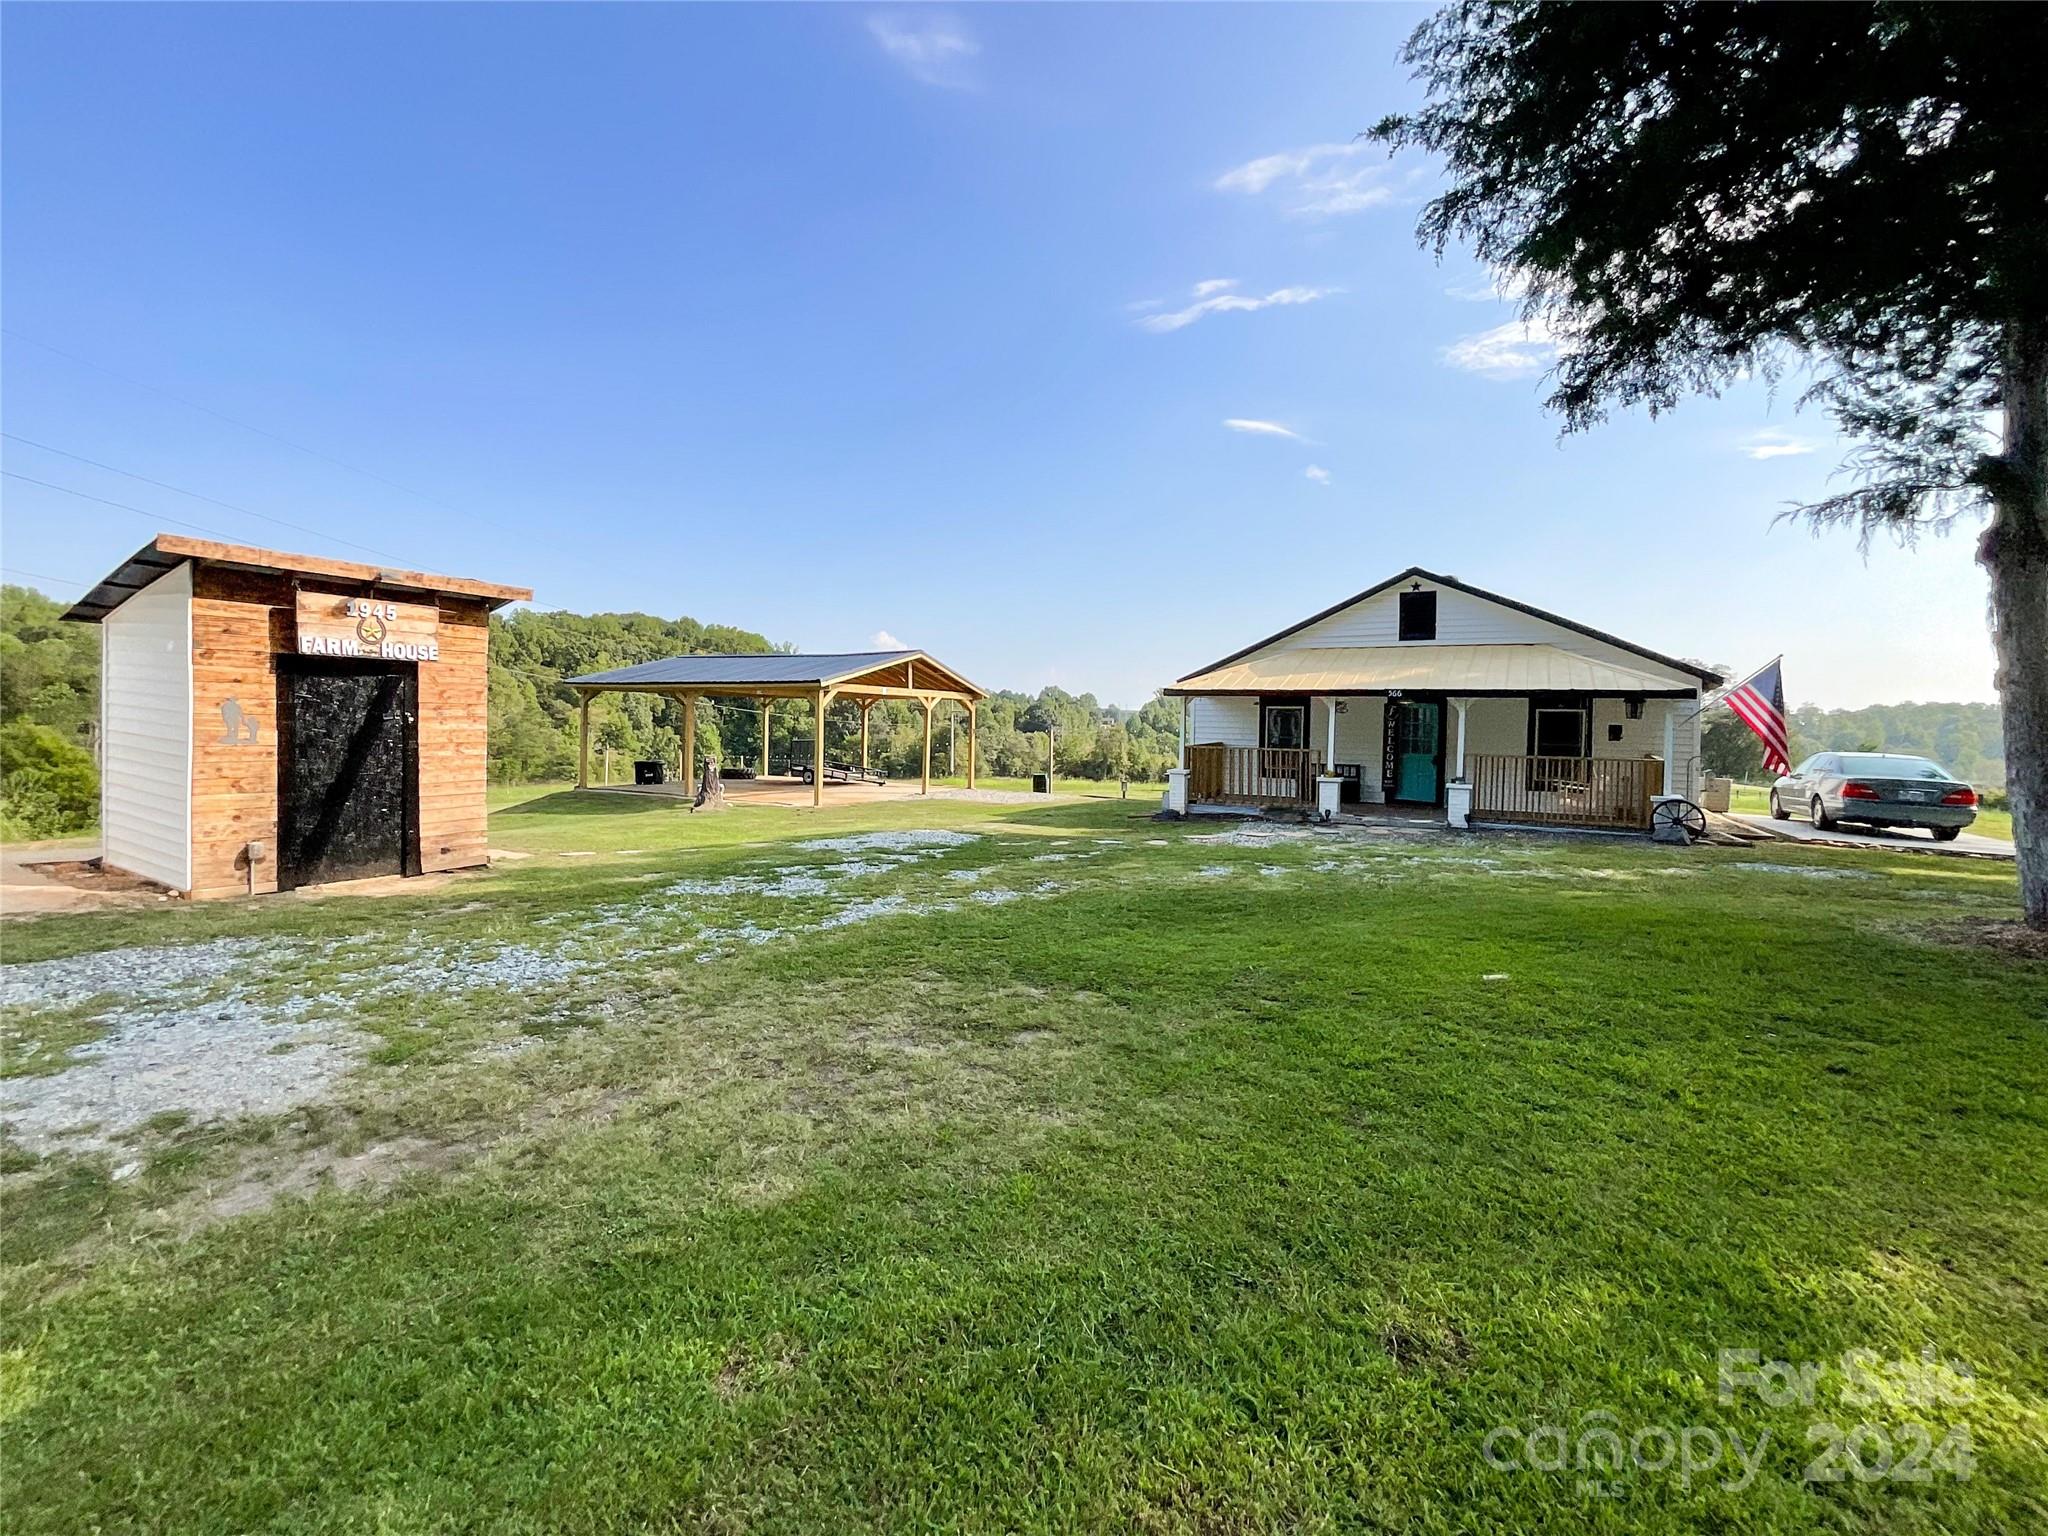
[1,838,107,917]
[1731,814,2015,860]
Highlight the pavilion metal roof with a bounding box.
[569,650,985,698]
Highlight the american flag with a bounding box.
[1722,658,1790,775]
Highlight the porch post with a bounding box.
[859,701,871,773]
[1179,696,1189,768]
[577,692,591,789]
[967,701,978,789]
[1663,701,1680,798]
[812,690,826,808]
[1452,698,1470,780]
[1314,695,1344,821]
[760,700,771,779]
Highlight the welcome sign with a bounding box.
[295,593,442,661]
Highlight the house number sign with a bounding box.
[295,592,442,661]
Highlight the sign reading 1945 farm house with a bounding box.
[295,592,442,661]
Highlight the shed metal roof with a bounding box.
[1166,643,1700,697]
[63,534,532,622]
[569,650,985,698]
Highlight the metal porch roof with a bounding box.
[1165,644,1699,697]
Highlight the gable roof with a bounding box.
[1176,566,1722,688]
[64,534,532,622]
[569,650,985,699]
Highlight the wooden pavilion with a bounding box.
[566,650,987,806]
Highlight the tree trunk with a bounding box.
[1982,318,2048,927]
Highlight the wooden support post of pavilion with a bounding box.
[812,689,827,808]
[859,701,872,774]
[679,691,698,795]
[920,699,933,794]
[759,699,772,779]
[578,692,591,789]
[967,701,977,789]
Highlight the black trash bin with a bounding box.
[1031,773,1050,794]
[634,760,665,786]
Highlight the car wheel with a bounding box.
[1811,796,1836,831]
[1769,790,1790,820]
[1931,825,1962,842]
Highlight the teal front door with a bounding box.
[1392,700,1441,803]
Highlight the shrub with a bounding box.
[0,721,98,839]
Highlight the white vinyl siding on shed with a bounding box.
[100,562,192,890]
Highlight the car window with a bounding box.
[1793,755,1822,774]
[1835,754,1949,779]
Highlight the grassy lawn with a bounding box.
[1723,783,2014,842]
[2,790,2044,1532]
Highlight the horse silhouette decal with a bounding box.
[218,697,261,745]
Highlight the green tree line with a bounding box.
[1701,698,2006,788]
[490,607,1183,786]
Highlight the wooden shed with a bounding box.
[64,535,530,900]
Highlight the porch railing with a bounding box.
[1467,754,1664,830]
[1186,743,1322,807]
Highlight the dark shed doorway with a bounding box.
[277,660,420,889]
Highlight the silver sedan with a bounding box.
[1770,752,1979,841]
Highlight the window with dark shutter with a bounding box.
[1398,590,1437,641]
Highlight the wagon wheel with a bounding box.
[1651,797,1708,842]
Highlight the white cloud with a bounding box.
[1215,142,1406,218]
[867,13,979,90]
[1444,269,1531,304]
[1134,279,1339,333]
[871,629,906,649]
[1222,418,1302,440]
[1742,429,1816,461]
[1304,465,1332,485]
[1215,147,1331,195]
[1441,317,1563,380]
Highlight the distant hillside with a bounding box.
[1703,698,2005,786]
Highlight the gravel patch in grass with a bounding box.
[794,829,979,856]
[0,997,372,1154]
[0,936,287,1012]
[1187,825,1317,848]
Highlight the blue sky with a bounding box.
[1,3,1997,709]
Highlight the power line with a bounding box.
[1,565,88,588]
[2,432,400,562]
[3,328,473,519]
[2,470,230,540]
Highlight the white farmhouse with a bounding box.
[1163,567,1722,831]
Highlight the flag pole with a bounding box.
[1680,654,1782,724]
